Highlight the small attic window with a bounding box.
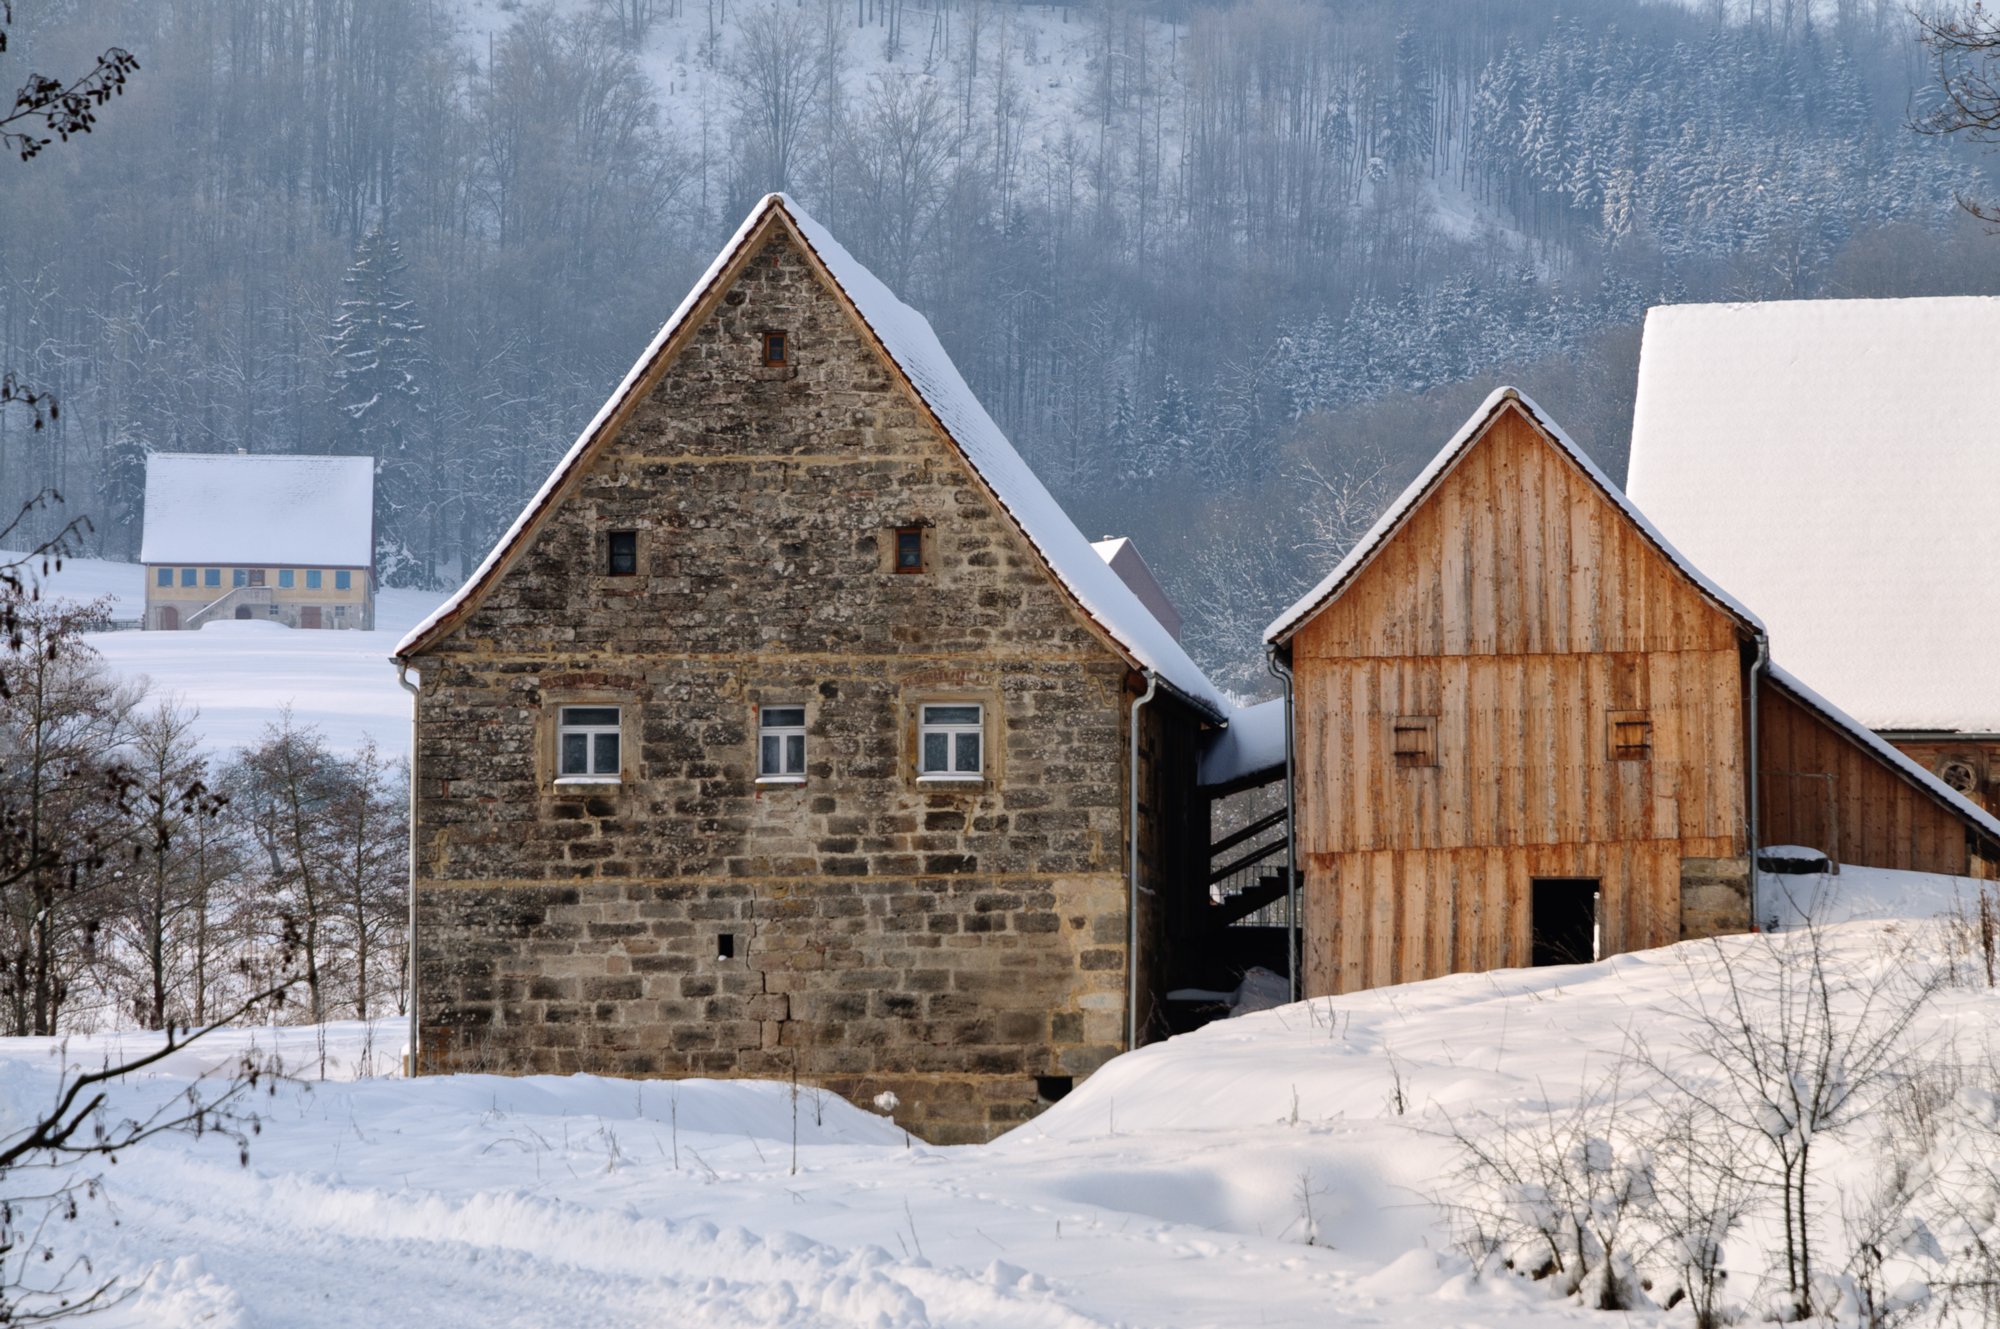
[1609,710,1652,761]
[607,530,637,576]
[894,526,925,573]
[762,330,789,367]
[1392,716,1438,769]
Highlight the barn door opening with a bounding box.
[300,606,322,629]
[1531,877,1600,966]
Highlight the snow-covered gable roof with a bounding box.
[395,195,1228,721]
[1264,387,1763,646]
[1198,696,1286,790]
[140,454,374,568]
[1627,297,2000,733]
[1765,661,2000,850]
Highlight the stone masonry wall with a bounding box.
[1679,855,1751,940]
[409,222,1171,1142]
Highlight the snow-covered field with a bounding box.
[11,553,442,759]
[3,865,1996,1328]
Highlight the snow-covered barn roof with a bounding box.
[140,453,374,568]
[1264,387,1762,646]
[395,195,1228,722]
[1627,297,2000,734]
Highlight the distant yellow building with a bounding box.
[140,453,376,631]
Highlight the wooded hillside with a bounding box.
[2,0,1993,688]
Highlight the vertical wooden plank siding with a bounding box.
[1291,405,1751,997]
[1757,681,1974,877]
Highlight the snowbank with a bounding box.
[2,865,1992,1328]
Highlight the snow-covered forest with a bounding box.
[2,0,1994,689]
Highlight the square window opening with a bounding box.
[894,526,925,573]
[758,705,808,778]
[232,568,247,588]
[1391,715,1438,768]
[919,703,984,777]
[557,706,622,780]
[279,569,295,589]
[204,568,221,588]
[155,568,171,587]
[717,932,736,960]
[1609,710,1652,761]
[335,569,352,590]
[762,330,789,367]
[606,530,638,577]
[179,568,196,587]
[305,570,320,590]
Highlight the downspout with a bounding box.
[1267,645,1299,1003]
[1127,670,1158,1052]
[395,660,421,1074]
[1746,631,1769,932]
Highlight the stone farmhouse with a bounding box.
[1264,388,2000,998]
[390,194,1287,1143]
[142,453,376,631]
[1628,296,2000,821]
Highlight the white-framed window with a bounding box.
[556,706,621,781]
[918,703,983,779]
[758,705,807,781]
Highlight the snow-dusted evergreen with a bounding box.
[329,224,430,588]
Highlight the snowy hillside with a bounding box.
[5,864,1997,1328]
[11,553,441,758]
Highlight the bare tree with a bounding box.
[107,700,226,1030]
[1646,1104,1754,1329]
[0,1,138,163]
[1440,1064,1658,1311]
[0,596,142,1037]
[834,75,962,288]
[732,4,831,194]
[1916,5,2000,221]
[229,714,343,1024]
[1641,924,1941,1320]
[324,740,406,1021]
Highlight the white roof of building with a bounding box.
[1198,696,1287,789]
[1091,537,1183,642]
[397,195,1228,721]
[1628,297,2000,734]
[140,453,374,568]
[1265,387,1762,645]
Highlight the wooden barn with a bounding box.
[1264,388,2000,998]
[1628,297,2000,819]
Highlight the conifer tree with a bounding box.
[330,223,429,587]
